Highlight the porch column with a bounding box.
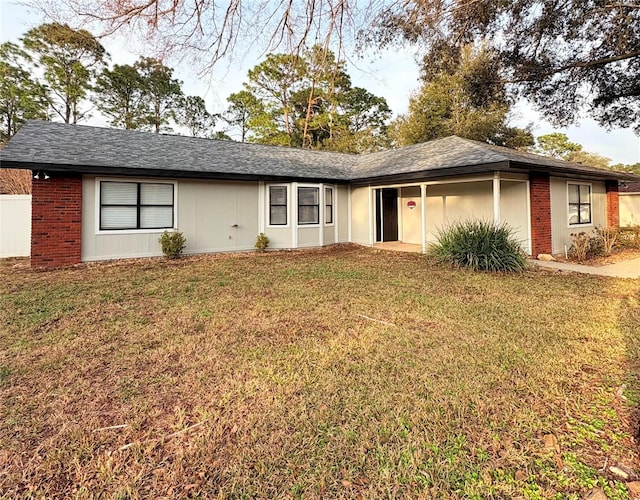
[421,183,427,254]
[493,172,501,225]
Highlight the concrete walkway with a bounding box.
[532,256,640,279]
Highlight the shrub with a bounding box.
[594,226,618,255]
[159,230,186,259]
[429,220,527,272]
[255,232,269,252]
[570,232,592,261]
[618,226,640,250]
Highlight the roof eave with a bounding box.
[0,160,351,184]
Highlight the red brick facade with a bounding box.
[529,173,552,255]
[605,180,620,228]
[31,175,82,267]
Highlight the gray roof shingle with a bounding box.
[1,120,636,182]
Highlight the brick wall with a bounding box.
[530,173,552,255]
[605,180,620,228]
[31,174,82,267]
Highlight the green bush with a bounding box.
[430,220,527,272]
[158,230,187,259]
[255,232,269,252]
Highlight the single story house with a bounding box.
[620,181,640,227]
[1,120,637,267]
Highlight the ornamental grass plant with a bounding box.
[430,219,527,272]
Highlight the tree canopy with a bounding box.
[45,0,640,134]
[230,46,391,152]
[22,22,107,124]
[0,42,49,144]
[391,45,533,149]
[532,133,612,169]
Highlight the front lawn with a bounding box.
[1,245,639,498]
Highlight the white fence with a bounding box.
[0,195,31,258]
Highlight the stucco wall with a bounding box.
[620,193,640,227]
[0,194,31,258]
[400,186,422,244]
[550,177,606,254]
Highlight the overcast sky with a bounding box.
[2,0,639,165]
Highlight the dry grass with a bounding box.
[1,245,639,498]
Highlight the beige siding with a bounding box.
[500,181,530,251]
[323,225,335,245]
[350,186,372,245]
[298,226,320,248]
[337,185,349,243]
[620,194,640,227]
[550,178,606,254]
[82,176,164,260]
[178,180,259,253]
[425,181,493,242]
[400,186,422,244]
[82,177,260,261]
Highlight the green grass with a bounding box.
[1,245,639,498]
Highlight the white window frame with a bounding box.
[297,184,321,226]
[567,181,593,228]
[94,177,178,235]
[266,184,290,228]
[324,186,335,226]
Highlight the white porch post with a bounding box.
[421,183,427,254]
[493,172,501,226]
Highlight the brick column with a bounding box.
[529,173,552,255]
[31,174,82,267]
[605,180,620,228]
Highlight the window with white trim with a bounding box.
[269,185,288,225]
[298,186,319,225]
[325,187,333,224]
[100,181,174,230]
[568,183,591,225]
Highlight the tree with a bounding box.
[372,1,640,133]
[93,64,146,130]
[176,95,218,137]
[22,23,107,124]
[45,2,640,133]
[0,42,49,144]
[533,133,611,169]
[224,90,265,142]
[391,45,533,149]
[233,46,391,151]
[134,57,183,133]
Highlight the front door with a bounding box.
[376,188,398,242]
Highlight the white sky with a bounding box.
[1,0,639,165]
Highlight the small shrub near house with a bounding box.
[570,232,594,261]
[159,230,186,259]
[255,232,269,252]
[618,225,640,250]
[430,220,527,272]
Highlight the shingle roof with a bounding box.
[1,120,637,183]
[0,121,357,181]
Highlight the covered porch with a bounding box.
[356,172,532,255]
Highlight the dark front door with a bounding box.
[376,188,398,242]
